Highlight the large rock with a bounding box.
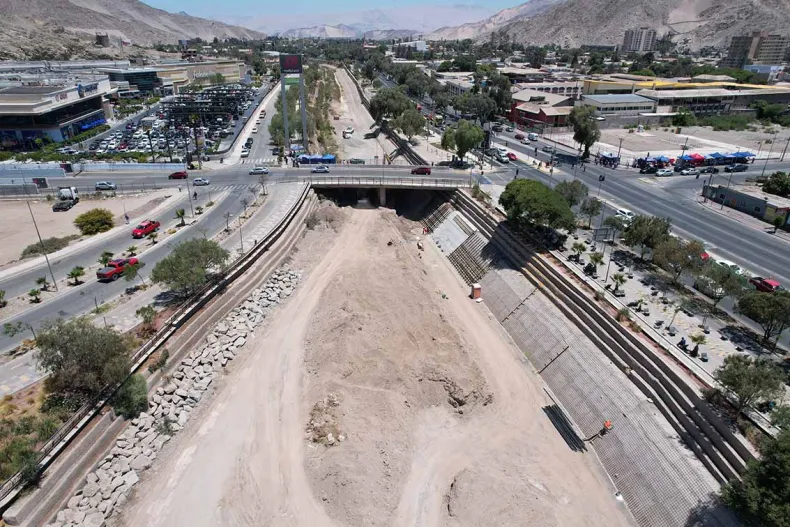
[207,333,218,344]
[118,456,131,474]
[177,411,190,426]
[110,475,125,491]
[84,511,106,527]
[163,383,177,394]
[123,470,139,487]
[67,495,81,509]
[175,388,189,398]
[223,350,235,360]
[130,454,153,471]
[72,510,86,523]
[216,322,229,334]
[82,482,100,498]
[234,336,246,347]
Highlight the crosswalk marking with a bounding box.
[240,157,277,165]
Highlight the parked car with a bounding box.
[694,276,725,299]
[514,133,525,140]
[311,165,330,173]
[132,220,160,238]
[411,166,431,175]
[656,168,674,177]
[249,166,269,175]
[715,259,744,275]
[52,200,75,212]
[168,171,188,179]
[506,152,517,161]
[94,181,117,191]
[639,166,658,174]
[724,164,747,172]
[97,257,139,281]
[699,166,719,174]
[349,158,365,164]
[749,277,785,293]
[615,208,635,224]
[506,126,514,132]
[193,177,210,186]
[681,168,699,176]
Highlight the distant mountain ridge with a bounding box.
[0,0,266,60]
[278,24,421,40]
[426,0,565,41]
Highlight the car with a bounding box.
[249,166,269,175]
[514,133,525,140]
[699,166,719,174]
[506,126,514,132]
[52,200,75,212]
[349,158,365,164]
[694,276,726,299]
[168,171,188,180]
[311,165,330,173]
[681,168,699,176]
[94,181,117,191]
[615,208,635,224]
[251,127,259,133]
[656,168,674,177]
[639,166,658,174]
[132,220,160,238]
[192,177,210,186]
[411,166,431,175]
[724,164,747,172]
[715,259,744,275]
[519,137,530,145]
[97,257,139,281]
[674,165,685,172]
[240,149,250,158]
[344,127,355,135]
[506,152,517,161]
[492,124,503,132]
[542,145,555,153]
[749,277,785,293]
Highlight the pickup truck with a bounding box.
[97,257,139,281]
[132,220,160,238]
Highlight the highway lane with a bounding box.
[0,187,246,352]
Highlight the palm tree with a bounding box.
[589,251,604,268]
[0,290,6,308]
[28,289,41,303]
[571,242,587,262]
[148,232,158,245]
[175,208,186,227]
[68,266,85,286]
[123,262,146,287]
[98,251,114,266]
[35,276,49,291]
[126,245,138,257]
[612,272,627,292]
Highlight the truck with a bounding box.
[57,186,79,202]
[97,257,139,281]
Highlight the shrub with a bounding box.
[74,208,114,235]
[111,374,148,419]
[148,349,169,373]
[21,235,79,258]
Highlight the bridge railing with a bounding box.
[279,175,471,188]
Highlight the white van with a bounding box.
[527,132,539,141]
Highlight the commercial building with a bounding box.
[720,32,790,68]
[743,64,786,84]
[513,81,582,99]
[510,89,574,128]
[445,78,474,96]
[97,60,244,95]
[635,87,790,115]
[622,28,657,53]
[497,66,550,83]
[581,94,656,116]
[396,40,427,53]
[702,184,790,228]
[0,75,115,148]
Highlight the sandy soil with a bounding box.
[116,203,632,527]
[0,190,171,267]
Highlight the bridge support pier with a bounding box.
[378,187,386,206]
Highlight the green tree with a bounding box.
[36,318,131,402]
[211,73,225,86]
[148,232,158,245]
[98,251,114,266]
[454,92,497,123]
[111,374,148,419]
[27,289,41,303]
[589,251,604,268]
[369,87,412,122]
[603,215,627,241]
[763,171,790,198]
[580,197,602,228]
[135,305,156,328]
[699,263,747,307]
[672,107,696,127]
[123,262,146,287]
[737,291,790,346]
[652,237,705,284]
[440,126,456,152]
[568,105,601,159]
[393,108,426,141]
[623,215,672,259]
[722,429,790,527]
[554,180,589,207]
[445,119,484,160]
[0,290,6,308]
[74,208,115,235]
[571,241,587,262]
[126,245,138,257]
[499,179,575,231]
[35,276,49,291]
[175,208,186,227]
[67,266,84,286]
[150,238,229,297]
[612,272,627,292]
[714,354,784,414]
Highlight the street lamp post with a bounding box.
[616,137,624,163]
[185,177,195,218]
[781,135,790,162]
[26,201,58,291]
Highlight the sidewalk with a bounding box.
[696,196,790,243]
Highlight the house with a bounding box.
[509,89,574,128]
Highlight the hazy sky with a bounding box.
[144,0,517,20]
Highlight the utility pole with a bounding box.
[616,137,624,163]
[760,131,778,178]
[238,219,244,253]
[185,177,195,218]
[27,201,58,291]
[781,135,790,162]
[146,130,156,162]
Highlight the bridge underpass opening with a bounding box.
[313,188,444,216]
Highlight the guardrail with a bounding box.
[0,183,310,507]
[74,162,185,173]
[298,175,470,188]
[0,165,65,177]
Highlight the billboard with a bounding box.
[279,54,303,74]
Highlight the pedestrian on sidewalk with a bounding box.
[124,213,129,224]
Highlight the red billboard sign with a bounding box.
[279,54,303,74]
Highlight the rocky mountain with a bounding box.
[498,0,790,49]
[0,0,266,60]
[363,29,422,40]
[426,0,566,41]
[279,24,359,39]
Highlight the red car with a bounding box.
[132,220,160,238]
[168,171,188,180]
[748,277,785,293]
[411,166,431,175]
[514,133,525,140]
[97,258,139,281]
[506,152,517,161]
